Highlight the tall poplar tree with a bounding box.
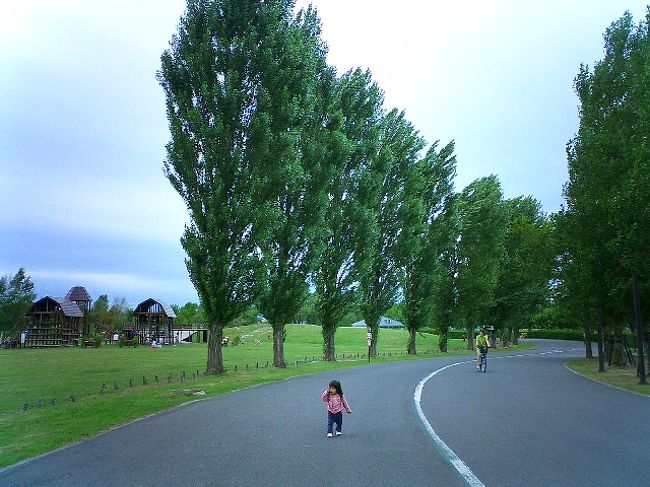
[493,197,554,346]
[256,7,332,368]
[159,0,304,375]
[402,141,456,354]
[455,175,507,348]
[433,196,460,352]
[565,11,650,382]
[554,210,604,363]
[314,68,383,361]
[357,109,424,357]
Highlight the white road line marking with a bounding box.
[414,359,485,487]
[414,349,568,487]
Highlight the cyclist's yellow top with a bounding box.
[476,334,488,348]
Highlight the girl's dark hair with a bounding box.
[329,380,343,395]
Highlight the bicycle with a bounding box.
[478,346,488,372]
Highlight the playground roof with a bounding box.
[29,296,84,318]
[133,298,177,318]
[64,286,92,302]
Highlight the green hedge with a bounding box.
[414,328,643,343]
[418,328,467,339]
[524,329,584,340]
[417,328,593,341]
[448,330,466,339]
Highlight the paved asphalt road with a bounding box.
[2,340,649,486]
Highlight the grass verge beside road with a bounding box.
[1,324,532,467]
[566,358,650,397]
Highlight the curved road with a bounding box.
[2,340,649,486]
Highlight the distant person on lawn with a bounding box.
[321,380,352,438]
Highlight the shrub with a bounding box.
[132,335,140,348]
[231,336,241,346]
[94,335,103,348]
[525,329,584,340]
[419,327,436,335]
[448,330,466,340]
[414,328,465,339]
[118,336,125,348]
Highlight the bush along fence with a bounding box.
[524,329,586,340]
[3,348,456,416]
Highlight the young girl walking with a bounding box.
[321,380,352,437]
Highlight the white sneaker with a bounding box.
[327,433,333,438]
[335,431,342,436]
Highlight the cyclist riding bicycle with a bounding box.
[475,329,488,370]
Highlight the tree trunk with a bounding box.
[407,326,417,355]
[596,305,605,373]
[363,310,381,358]
[583,321,593,359]
[632,272,647,384]
[612,327,626,366]
[500,326,511,348]
[322,320,336,361]
[438,325,448,353]
[512,325,519,346]
[369,325,379,357]
[272,325,286,368]
[645,320,650,376]
[467,325,475,350]
[368,329,377,358]
[206,323,224,375]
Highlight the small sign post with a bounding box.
[367,332,372,363]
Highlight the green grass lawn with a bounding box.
[0,324,526,467]
[566,358,650,397]
[0,325,456,413]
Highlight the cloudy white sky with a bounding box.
[1,1,647,307]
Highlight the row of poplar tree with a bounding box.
[158,1,648,379]
[561,11,650,383]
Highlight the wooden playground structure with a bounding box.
[12,289,208,348]
[124,298,177,345]
[23,295,85,347]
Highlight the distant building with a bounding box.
[351,316,405,329]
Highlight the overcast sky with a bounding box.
[1,1,647,307]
